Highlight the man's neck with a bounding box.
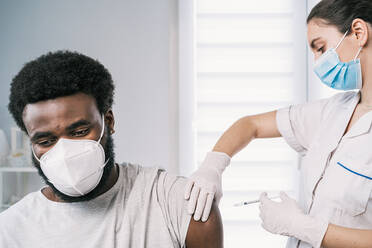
[42,163,119,203]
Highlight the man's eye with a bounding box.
[317,47,324,53]
[72,128,89,136]
[37,139,56,147]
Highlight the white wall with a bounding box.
[0,0,179,173]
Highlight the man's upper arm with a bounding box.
[185,203,223,248]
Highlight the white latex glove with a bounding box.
[184,151,231,222]
[259,192,329,248]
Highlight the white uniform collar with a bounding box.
[343,91,372,139]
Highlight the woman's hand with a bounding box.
[184,152,231,222]
[259,192,328,248]
[184,111,278,222]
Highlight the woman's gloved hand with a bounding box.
[184,151,231,222]
[259,192,329,248]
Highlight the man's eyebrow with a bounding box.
[30,131,54,143]
[311,37,321,49]
[65,119,92,132]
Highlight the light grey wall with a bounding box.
[0,0,179,173]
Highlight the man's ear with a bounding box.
[351,18,369,47]
[104,110,115,134]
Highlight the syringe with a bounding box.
[233,195,280,207]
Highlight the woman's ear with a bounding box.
[351,18,369,47]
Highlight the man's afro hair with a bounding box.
[8,50,115,132]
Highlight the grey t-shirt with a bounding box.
[0,163,191,247]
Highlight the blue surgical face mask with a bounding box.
[313,30,363,91]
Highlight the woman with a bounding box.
[185,0,372,247]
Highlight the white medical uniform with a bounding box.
[276,91,372,248]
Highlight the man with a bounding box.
[0,51,223,247]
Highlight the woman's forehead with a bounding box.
[307,20,343,44]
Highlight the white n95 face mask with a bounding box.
[32,115,109,197]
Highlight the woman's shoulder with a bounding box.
[306,91,359,113]
[329,91,358,103]
[323,91,358,106]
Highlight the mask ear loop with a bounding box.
[97,114,110,167]
[354,46,363,61]
[97,114,105,143]
[31,145,41,163]
[31,145,56,185]
[335,30,349,50]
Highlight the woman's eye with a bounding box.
[317,47,324,53]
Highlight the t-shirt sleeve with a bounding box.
[0,214,10,246]
[276,97,331,156]
[156,171,191,248]
[0,198,28,246]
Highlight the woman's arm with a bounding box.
[213,110,281,157]
[322,224,372,248]
[185,110,282,221]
